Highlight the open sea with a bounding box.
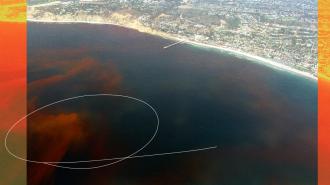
[27,23,317,185]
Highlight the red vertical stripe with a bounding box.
[0,22,27,184]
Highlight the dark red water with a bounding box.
[27,23,317,185]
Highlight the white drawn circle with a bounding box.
[4,94,160,170]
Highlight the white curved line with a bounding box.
[4,94,217,170]
[5,94,159,169]
[50,145,218,164]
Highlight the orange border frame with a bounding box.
[319,0,330,184]
[0,0,329,184]
[0,1,26,185]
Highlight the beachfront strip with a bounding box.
[27,0,318,79]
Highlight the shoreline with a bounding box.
[27,19,317,81]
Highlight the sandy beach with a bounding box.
[27,18,317,81]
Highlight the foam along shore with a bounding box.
[186,40,318,81]
[29,1,63,8]
[27,18,317,81]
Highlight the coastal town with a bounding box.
[28,0,318,78]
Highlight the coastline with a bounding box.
[27,18,317,81]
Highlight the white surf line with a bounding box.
[185,40,318,81]
[29,1,63,8]
[163,40,185,49]
[4,94,217,170]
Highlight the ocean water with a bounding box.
[27,23,317,185]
